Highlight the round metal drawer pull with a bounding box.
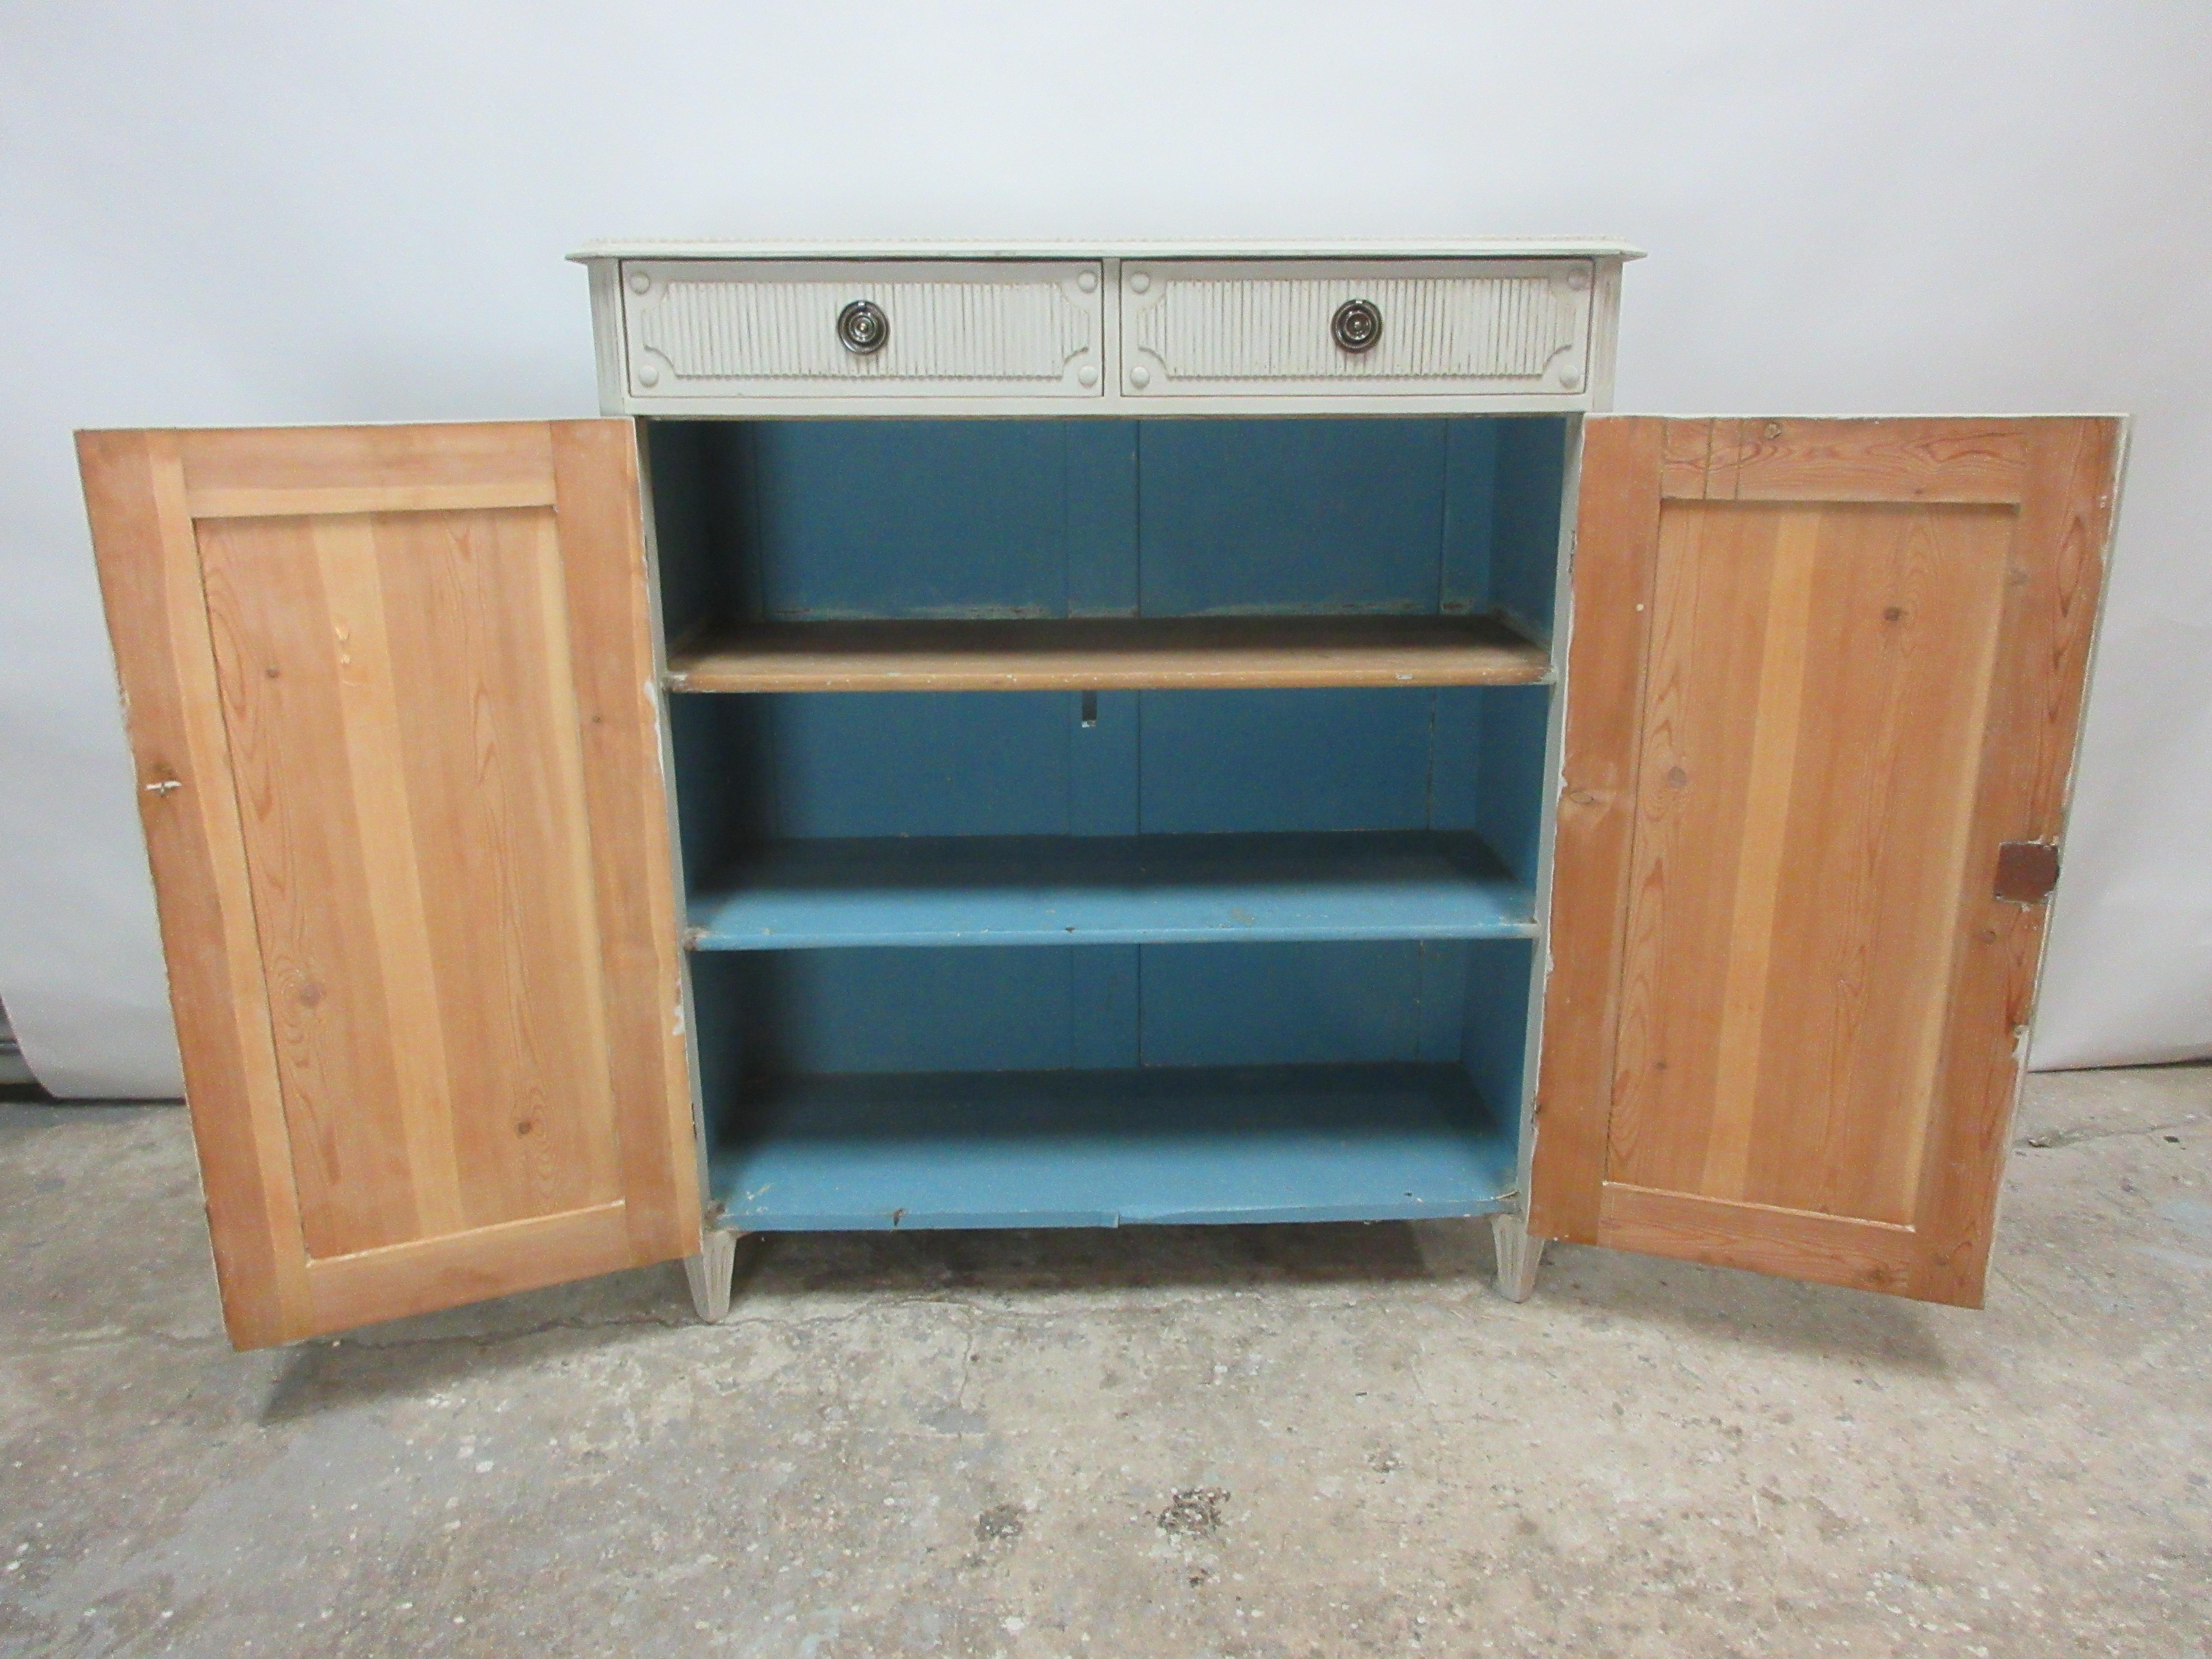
[836,299,889,355]
[1331,299,1382,353]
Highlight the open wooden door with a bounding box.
[1528,417,2121,1305]
[79,422,701,1348]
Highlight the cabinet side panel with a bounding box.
[76,431,312,1348]
[1526,417,1665,1243]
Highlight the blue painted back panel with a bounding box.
[1069,690,1140,835]
[688,951,748,1147]
[718,946,1079,1076]
[642,420,732,644]
[671,686,1531,856]
[1458,938,1534,1126]
[1065,423,1140,617]
[1139,690,1437,833]
[1429,688,1484,830]
[657,414,1569,1173]
[1439,420,1499,615]
[694,938,1491,1082]
[1491,418,1568,638]
[1140,941,1469,1067]
[1475,684,1553,887]
[1137,419,1449,615]
[730,421,1089,619]
[665,416,1568,626]
[668,693,739,885]
[762,692,1077,838]
[1072,947,1142,1068]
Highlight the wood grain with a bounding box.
[187,481,557,519]
[179,422,556,499]
[666,614,1550,693]
[1905,418,2118,1303]
[1599,1184,1915,1293]
[1605,494,2016,1222]
[1526,417,1663,1242]
[79,432,314,1347]
[1707,418,2028,504]
[303,1201,633,1332]
[77,420,700,1347]
[1657,419,1714,500]
[198,511,423,1254]
[551,421,703,1260]
[1529,416,2121,1305]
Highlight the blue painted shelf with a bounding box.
[708,1063,1516,1230]
[686,832,1535,950]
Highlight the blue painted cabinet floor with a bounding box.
[708,1064,1517,1231]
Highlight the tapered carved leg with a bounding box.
[1490,1212,1545,1303]
[683,1229,739,1324]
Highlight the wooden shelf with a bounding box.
[686,832,1534,950]
[708,1063,1516,1231]
[664,614,1550,693]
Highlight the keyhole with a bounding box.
[1080,691,1099,729]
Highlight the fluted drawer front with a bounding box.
[621,261,1105,400]
[1122,260,1593,398]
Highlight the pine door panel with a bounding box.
[80,422,699,1347]
[1530,418,2120,1304]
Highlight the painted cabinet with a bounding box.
[77,243,2123,1348]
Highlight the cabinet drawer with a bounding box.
[1119,259,1594,399]
[619,260,1105,402]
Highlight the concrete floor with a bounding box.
[1,1066,2207,1659]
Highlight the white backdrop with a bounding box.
[2,2,2207,1095]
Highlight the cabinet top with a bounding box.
[569,237,1645,263]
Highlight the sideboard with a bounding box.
[76,242,2124,1348]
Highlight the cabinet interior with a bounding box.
[646,414,1569,1231]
